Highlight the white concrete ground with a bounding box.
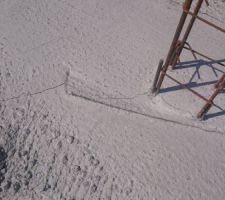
[0,0,225,200]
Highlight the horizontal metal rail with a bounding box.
[184,10,225,34]
[164,72,223,111]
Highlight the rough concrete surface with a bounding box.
[0,0,225,200]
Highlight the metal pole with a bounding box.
[171,0,204,69]
[154,0,193,93]
[151,59,164,93]
[215,73,225,88]
[197,76,225,118]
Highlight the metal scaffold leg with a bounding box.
[151,59,164,93]
[151,0,193,94]
[197,76,225,119]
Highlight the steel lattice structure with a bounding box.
[152,0,225,119]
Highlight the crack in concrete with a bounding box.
[1,78,224,135]
[0,82,66,102]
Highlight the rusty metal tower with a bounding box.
[152,0,225,119]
